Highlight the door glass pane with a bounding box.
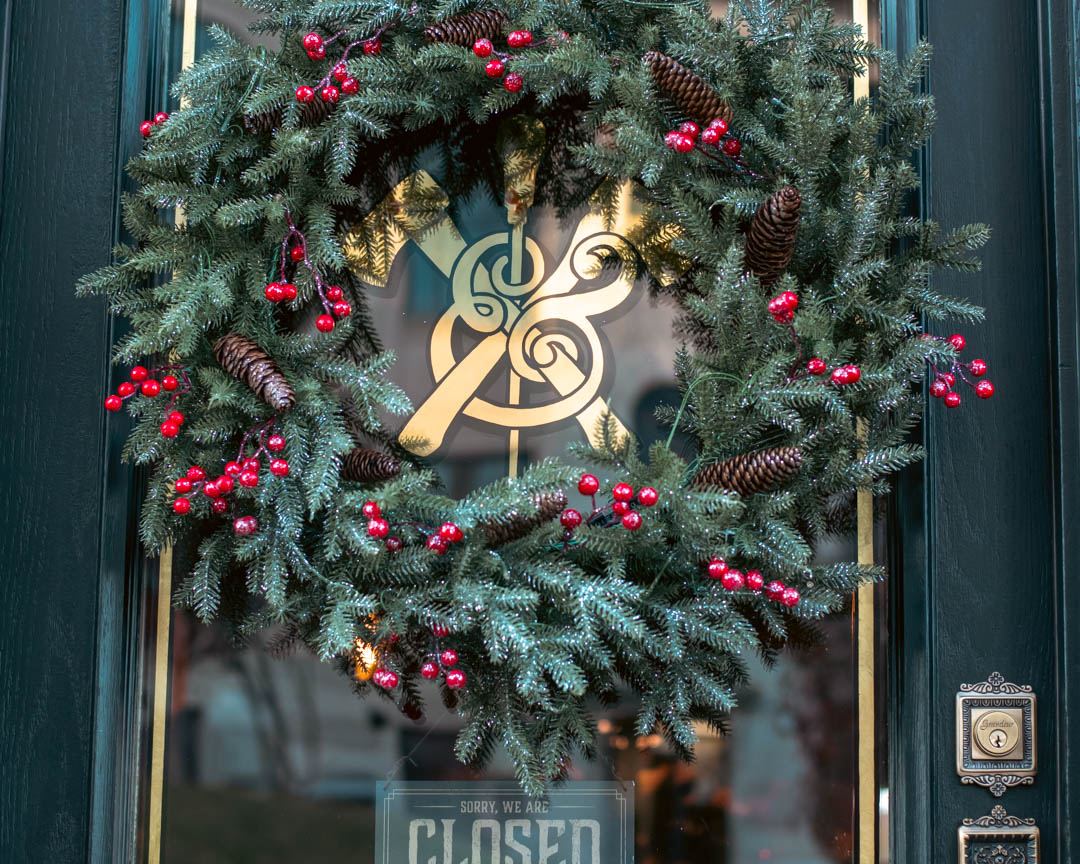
[136,2,886,861]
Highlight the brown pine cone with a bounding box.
[643,51,732,126]
[745,186,801,289]
[341,447,401,484]
[481,490,568,546]
[213,332,295,412]
[424,9,508,46]
[242,98,333,135]
[692,446,803,495]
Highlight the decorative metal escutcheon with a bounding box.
[958,805,1039,863]
[956,672,1037,797]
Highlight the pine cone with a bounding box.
[243,99,333,135]
[692,446,803,495]
[213,332,295,413]
[643,51,732,126]
[424,9,508,46]
[481,490,568,546]
[745,186,801,289]
[341,447,401,484]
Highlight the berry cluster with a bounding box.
[472,29,567,93]
[768,290,799,324]
[170,419,289,535]
[363,500,465,555]
[706,557,800,607]
[664,118,743,160]
[138,112,169,138]
[104,364,192,437]
[560,474,660,537]
[296,28,389,104]
[420,638,467,690]
[264,208,351,332]
[928,333,994,407]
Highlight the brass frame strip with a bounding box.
[147,4,198,862]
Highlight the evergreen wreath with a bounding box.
[81,0,994,792]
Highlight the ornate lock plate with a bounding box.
[956,672,1036,797]
[958,806,1039,863]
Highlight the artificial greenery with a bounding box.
[79,0,988,793]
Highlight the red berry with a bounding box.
[238,471,258,488]
[768,295,793,323]
[204,482,220,498]
[975,380,995,399]
[969,358,987,376]
[224,461,242,477]
[307,44,326,60]
[707,558,728,579]
[807,358,826,376]
[131,366,149,382]
[139,121,154,138]
[637,487,659,507]
[612,501,629,516]
[701,127,721,146]
[211,497,229,514]
[664,131,681,149]
[167,410,184,426]
[440,649,459,667]
[341,77,359,95]
[270,459,289,477]
[385,536,402,552]
[363,38,382,55]
[561,508,582,529]
[234,515,258,536]
[831,367,851,386]
[296,85,315,103]
[507,30,533,47]
[216,476,234,494]
[578,474,600,495]
[160,421,179,438]
[942,372,956,387]
[679,121,700,139]
[187,466,206,481]
[421,661,439,679]
[930,379,949,398]
[707,117,729,135]
[332,63,348,82]
[377,669,399,689]
[316,314,335,332]
[265,282,285,302]
[721,569,745,591]
[326,285,343,301]
[485,58,505,78]
[104,395,122,412]
[433,625,450,637]
[367,518,389,539]
[612,482,634,502]
[621,511,643,531]
[173,497,191,514]
[427,534,448,554]
[845,365,861,383]
[781,587,801,607]
[141,380,161,396]
[162,375,179,391]
[473,38,493,57]
[117,381,136,397]
[764,580,786,601]
[290,245,305,262]
[722,137,742,156]
[445,668,466,690]
[503,73,524,93]
[175,478,193,493]
[948,333,966,351]
[745,570,764,592]
[320,85,339,103]
[242,457,260,472]
[333,300,351,318]
[439,522,464,543]
[154,112,169,124]
[267,434,286,453]
[280,283,297,300]
[673,134,695,153]
[779,291,799,310]
[362,501,381,518]
[302,32,323,51]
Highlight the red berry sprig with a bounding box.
[471,29,569,93]
[663,117,761,179]
[562,474,660,541]
[138,112,169,139]
[363,501,466,555]
[768,290,799,324]
[422,627,468,691]
[104,363,193,438]
[296,24,399,106]
[927,333,994,408]
[706,558,799,606]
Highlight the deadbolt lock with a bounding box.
[956,672,1036,797]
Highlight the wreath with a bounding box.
[81,0,993,792]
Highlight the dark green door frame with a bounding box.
[887,0,1080,861]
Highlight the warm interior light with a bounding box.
[354,638,378,681]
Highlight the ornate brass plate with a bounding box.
[958,806,1039,863]
[956,672,1036,797]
